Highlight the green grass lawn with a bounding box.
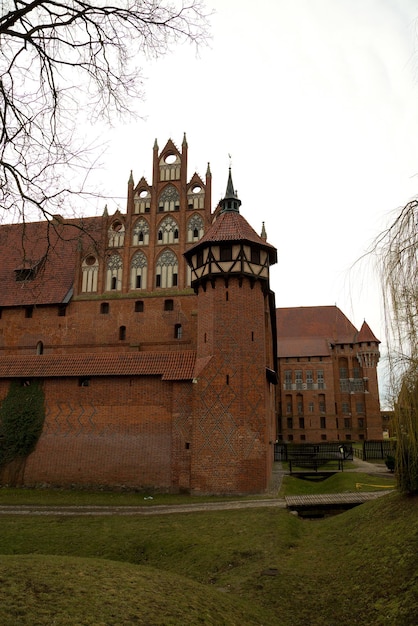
[0,485,416,625]
[0,487,275,507]
[279,471,396,496]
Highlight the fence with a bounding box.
[274,442,353,462]
[353,440,395,461]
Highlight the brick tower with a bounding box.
[354,321,381,439]
[184,170,278,494]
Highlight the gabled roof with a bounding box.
[276,305,376,358]
[0,351,196,381]
[0,217,103,307]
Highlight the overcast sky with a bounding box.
[82,0,418,405]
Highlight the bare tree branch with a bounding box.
[0,0,210,221]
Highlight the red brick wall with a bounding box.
[190,277,275,494]
[0,376,193,490]
[0,294,198,355]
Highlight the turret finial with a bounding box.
[219,168,241,214]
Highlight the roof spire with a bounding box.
[220,167,241,214]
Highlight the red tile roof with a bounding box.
[186,211,277,263]
[356,320,380,343]
[276,306,373,358]
[0,217,103,307]
[0,351,196,381]
[278,338,331,358]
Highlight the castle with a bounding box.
[0,136,382,494]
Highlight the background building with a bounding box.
[276,306,382,443]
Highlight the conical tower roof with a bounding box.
[185,169,277,264]
[356,320,380,344]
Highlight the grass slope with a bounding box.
[0,554,272,626]
[0,489,416,625]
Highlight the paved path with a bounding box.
[0,500,287,516]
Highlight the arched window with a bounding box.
[119,325,126,340]
[36,341,43,355]
[106,253,123,291]
[156,250,178,288]
[174,324,182,339]
[158,185,179,212]
[81,254,99,293]
[187,214,204,242]
[159,154,181,181]
[132,218,150,246]
[187,184,205,210]
[135,300,144,312]
[134,189,151,214]
[108,220,125,247]
[157,216,179,244]
[130,251,147,290]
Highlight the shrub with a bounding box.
[0,380,45,469]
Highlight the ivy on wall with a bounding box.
[0,380,45,468]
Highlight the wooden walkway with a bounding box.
[285,491,390,512]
